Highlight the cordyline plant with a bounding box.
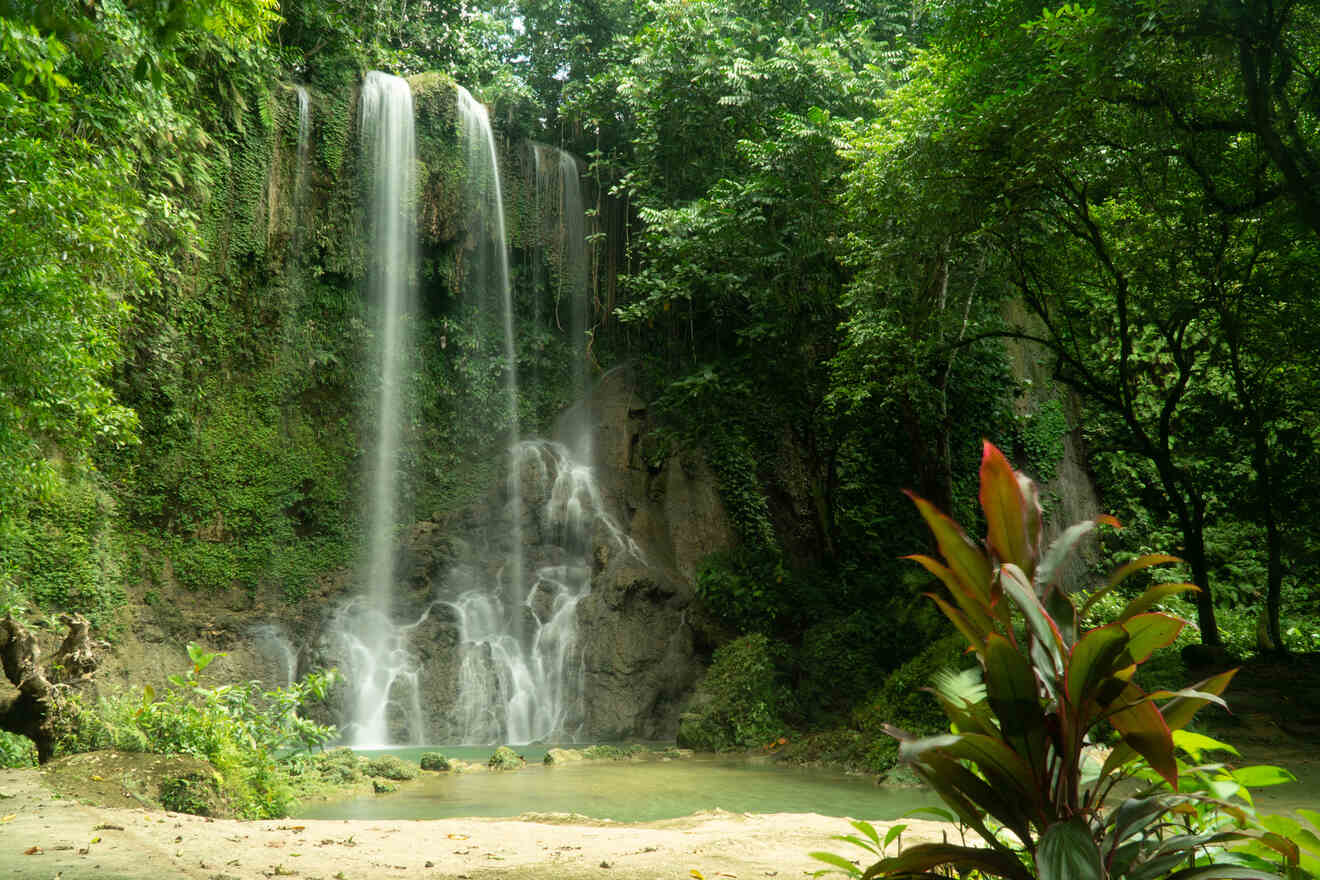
[865,441,1299,880]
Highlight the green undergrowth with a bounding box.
[55,645,339,819]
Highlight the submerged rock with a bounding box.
[543,748,584,765]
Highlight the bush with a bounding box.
[677,633,795,751]
[488,745,525,770]
[581,744,643,761]
[842,442,1294,879]
[55,643,339,818]
[418,751,450,771]
[365,755,417,780]
[0,730,37,768]
[159,771,222,815]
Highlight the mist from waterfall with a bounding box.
[345,70,422,747]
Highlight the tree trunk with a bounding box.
[0,614,99,763]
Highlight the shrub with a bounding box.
[418,751,450,771]
[833,441,1300,879]
[159,771,222,815]
[849,633,971,773]
[0,730,37,768]
[55,643,339,818]
[677,633,795,751]
[488,745,525,770]
[364,755,417,780]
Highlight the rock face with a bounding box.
[100,367,729,745]
[568,366,734,739]
[295,366,730,744]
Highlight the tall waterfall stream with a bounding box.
[327,75,629,747]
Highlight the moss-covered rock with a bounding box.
[364,755,418,781]
[542,748,583,765]
[419,751,451,771]
[676,633,795,752]
[487,745,525,770]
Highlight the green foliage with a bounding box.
[1015,396,1068,483]
[0,730,37,768]
[2,471,126,629]
[581,744,644,761]
[57,646,339,818]
[284,747,364,787]
[849,634,970,773]
[487,746,526,770]
[364,755,418,781]
[696,549,786,634]
[158,770,223,815]
[418,751,451,771]
[678,634,795,751]
[857,442,1295,879]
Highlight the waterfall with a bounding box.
[449,441,640,744]
[457,86,524,616]
[447,95,631,745]
[291,85,312,253]
[344,70,423,747]
[250,623,298,687]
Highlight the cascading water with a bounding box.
[449,440,641,744]
[530,144,593,461]
[336,71,425,747]
[447,94,634,745]
[251,623,299,687]
[294,86,310,206]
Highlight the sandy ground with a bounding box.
[0,767,951,880]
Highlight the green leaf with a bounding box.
[1162,867,1289,880]
[848,819,881,849]
[1230,765,1298,788]
[1065,623,1128,716]
[905,491,993,602]
[1106,681,1177,788]
[1081,554,1181,616]
[1036,520,1098,594]
[809,851,862,877]
[926,593,992,655]
[979,441,1034,573]
[1121,613,1185,664]
[1171,729,1240,761]
[1036,817,1103,880]
[983,633,1050,788]
[1117,583,1200,622]
[862,842,1034,880]
[908,555,996,645]
[1000,562,1064,672]
[1162,669,1238,732]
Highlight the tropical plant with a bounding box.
[58,642,339,818]
[854,440,1300,879]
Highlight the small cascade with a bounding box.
[448,440,641,744]
[293,85,311,232]
[340,70,423,747]
[250,623,298,687]
[529,144,593,461]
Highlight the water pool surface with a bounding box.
[294,752,939,822]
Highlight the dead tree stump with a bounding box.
[0,613,100,763]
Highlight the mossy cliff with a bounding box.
[1,71,647,702]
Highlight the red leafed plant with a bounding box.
[859,441,1298,880]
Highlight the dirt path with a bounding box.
[0,768,949,880]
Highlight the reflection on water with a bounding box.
[295,753,939,823]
